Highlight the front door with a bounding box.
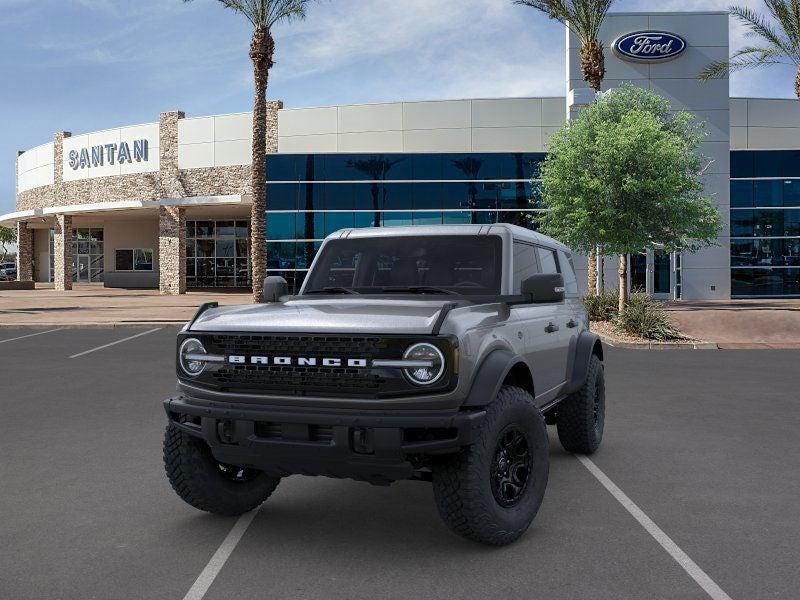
[77,255,90,282]
[652,249,672,299]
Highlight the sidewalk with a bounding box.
[0,284,251,327]
[664,300,800,349]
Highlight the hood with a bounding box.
[189,297,455,335]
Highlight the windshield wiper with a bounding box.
[304,287,360,295]
[380,286,458,296]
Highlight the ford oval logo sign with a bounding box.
[613,31,687,62]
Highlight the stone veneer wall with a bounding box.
[53,214,73,291]
[15,102,282,293]
[16,222,33,281]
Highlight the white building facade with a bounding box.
[3,11,799,299]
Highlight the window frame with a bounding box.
[114,248,154,272]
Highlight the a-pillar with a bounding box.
[16,221,34,282]
[159,205,186,295]
[53,214,73,291]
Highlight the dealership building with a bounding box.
[3,10,800,299]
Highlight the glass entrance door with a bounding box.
[627,249,675,299]
[652,249,672,298]
[77,256,90,282]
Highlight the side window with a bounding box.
[512,242,539,293]
[536,246,560,274]
[558,250,579,297]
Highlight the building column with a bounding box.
[16,221,34,282]
[53,214,73,291]
[159,205,185,295]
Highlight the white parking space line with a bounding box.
[68,328,162,359]
[576,455,733,600]
[0,329,63,345]
[182,509,260,600]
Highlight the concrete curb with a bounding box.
[596,332,719,350]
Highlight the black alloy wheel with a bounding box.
[490,425,532,507]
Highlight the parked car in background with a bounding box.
[1,262,17,280]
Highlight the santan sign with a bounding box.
[68,139,149,170]
[613,31,687,62]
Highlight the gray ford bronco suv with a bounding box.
[163,224,605,545]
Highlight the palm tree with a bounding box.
[699,3,800,101]
[515,0,616,295]
[185,0,313,302]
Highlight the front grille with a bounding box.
[187,333,452,398]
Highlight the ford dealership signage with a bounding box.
[613,31,687,62]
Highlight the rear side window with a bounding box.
[558,250,579,297]
[512,242,540,293]
[536,247,560,274]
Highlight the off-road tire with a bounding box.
[432,386,549,546]
[556,354,605,454]
[163,422,280,516]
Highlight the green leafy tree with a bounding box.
[184,0,314,302]
[0,226,15,263]
[699,2,800,100]
[514,0,616,294]
[536,85,722,312]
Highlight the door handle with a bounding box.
[567,319,578,328]
[545,322,559,334]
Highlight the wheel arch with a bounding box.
[564,331,603,395]
[463,349,534,407]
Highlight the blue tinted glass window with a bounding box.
[355,212,379,228]
[324,183,354,210]
[783,180,800,207]
[754,209,784,236]
[754,151,783,177]
[382,212,413,227]
[730,210,753,237]
[443,211,472,224]
[470,182,499,210]
[325,155,359,180]
[732,268,800,296]
[445,155,484,180]
[293,212,312,240]
[297,155,325,181]
[412,154,443,180]
[266,155,299,181]
[412,182,443,209]
[730,151,754,178]
[441,183,469,209]
[413,211,443,225]
[516,153,545,179]
[325,212,355,236]
[785,209,800,235]
[267,184,299,210]
[754,180,783,207]
[730,181,753,208]
[266,213,295,240]
[382,154,412,180]
[473,211,498,225]
[381,183,413,210]
[498,212,532,228]
[266,242,296,269]
[297,184,324,211]
[353,183,380,210]
[781,150,800,177]
[499,182,532,209]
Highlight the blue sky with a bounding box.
[1,0,797,215]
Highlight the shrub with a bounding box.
[614,293,684,341]
[583,289,619,322]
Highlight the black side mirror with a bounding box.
[263,275,288,303]
[521,273,565,303]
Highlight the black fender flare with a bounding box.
[463,348,531,407]
[564,331,603,395]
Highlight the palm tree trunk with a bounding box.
[796,67,800,102]
[587,246,597,296]
[249,29,274,303]
[580,40,605,93]
[580,39,604,295]
[618,254,628,313]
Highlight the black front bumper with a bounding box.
[164,395,486,484]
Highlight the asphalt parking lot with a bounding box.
[1,327,799,600]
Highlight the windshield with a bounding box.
[303,235,503,296]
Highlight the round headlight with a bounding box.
[403,343,445,386]
[179,338,207,377]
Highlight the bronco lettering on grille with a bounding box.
[228,355,370,368]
